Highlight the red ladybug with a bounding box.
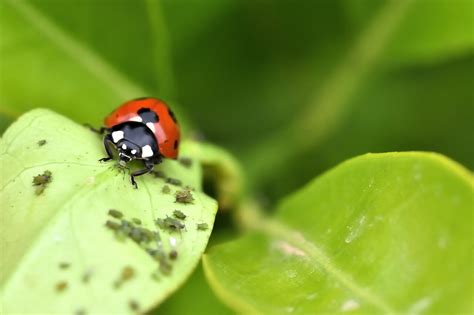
[99,97,180,188]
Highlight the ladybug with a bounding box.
[98,97,180,188]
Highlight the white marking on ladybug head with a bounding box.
[121,144,127,150]
[131,149,137,155]
[111,130,124,143]
[141,145,154,158]
[129,116,143,122]
[146,122,156,133]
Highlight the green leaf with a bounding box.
[344,0,474,65]
[156,263,234,315]
[203,153,473,314]
[0,109,217,314]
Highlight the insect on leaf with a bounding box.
[0,109,217,314]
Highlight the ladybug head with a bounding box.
[116,140,142,166]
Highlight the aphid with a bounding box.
[178,157,193,168]
[32,170,52,185]
[175,189,194,204]
[75,308,86,315]
[108,209,123,219]
[140,228,154,242]
[82,269,93,284]
[32,170,52,195]
[37,139,47,146]
[130,228,143,243]
[105,220,120,231]
[173,210,186,220]
[197,223,208,231]
[114,266,135,288]
[98,98,180,188]
[121,266,135,281]
[129,300,140,312]
[166,177,182,186]
[152,170,166,179]
[169,250,178,260]
[59,262,70,269]
[161,185,171,194]
[55,281,68,292]
[164,216,185,231]
[131,218,142,225]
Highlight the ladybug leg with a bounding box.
[84,123,108,134]
[130,159,154,189]
[99,134,114,162]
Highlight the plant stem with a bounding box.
[145,0,177,100]
[6,0,147,100]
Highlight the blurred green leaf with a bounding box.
[0,0,193,131]
[344,0,474,65]
[0,109,217,313]
[260,55,474,200]
[157,263,234,315]
[204,153,473,314]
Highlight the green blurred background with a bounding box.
[1,0,473,203]
[1,0,473,313]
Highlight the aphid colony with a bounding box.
[105,201,208,278]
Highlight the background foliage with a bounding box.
[1,0,473,314]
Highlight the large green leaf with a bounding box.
[0,109,218,314]
[204,153,473,314]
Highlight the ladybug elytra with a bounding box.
[98,97,180,188]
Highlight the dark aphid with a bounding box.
[32,170,52,185]
[37,139,47,146]
[59,262,70,269]
[32,170,53,195]
[161,185,171,194]
[105,220,120,231]
[140,228,154,242]
[55,281,68,292]
[175,189,194,204]
[166,177,182,186]
[197,223,209,231]
[75,309,86,315]
[129,300,140,312]
[131,218,142,225]
[82,269,93,284]
[173,210,186,220]
[169,250,178,260]
[129,228,143,243]
[108,209,123,219]
[164,216,185,231]
[178,157,193,168]
[121,266,135,281]
[151,170,166,179]
[114,266,135,288]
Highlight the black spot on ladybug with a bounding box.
[168,108,178,124]
[173,140,179,150]
[138,107,159,123]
